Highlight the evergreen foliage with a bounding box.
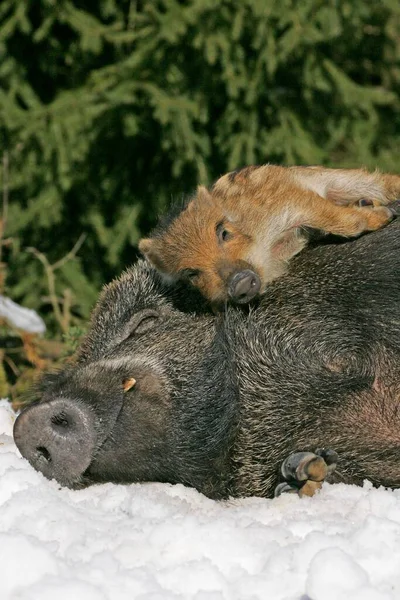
[1,0,400,330]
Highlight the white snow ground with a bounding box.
[1,400,400,600]
[0,296,45,334]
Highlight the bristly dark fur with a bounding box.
[15,221,400,499]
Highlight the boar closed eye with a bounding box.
[216,222,233,243]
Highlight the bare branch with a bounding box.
[27,234,86,334]
[0,152,9,291]
[62,288,73,332]
[27,246,64,331]
[52,233,87,271]
[3,353,20,377]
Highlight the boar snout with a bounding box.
[228,270,261,303]
[13,398,96,487]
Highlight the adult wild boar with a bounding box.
[13,220,400,498]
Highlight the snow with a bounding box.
[0,296,46,334]
[0,400,400,600]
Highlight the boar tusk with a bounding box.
[123,377,136,392]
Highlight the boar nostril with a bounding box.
[13,398,97,487]
[51,412,70,429]
[36,446,52,463]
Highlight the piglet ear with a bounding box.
[196,185,213,205]
[138,238,166,272]
[138,238,152,255]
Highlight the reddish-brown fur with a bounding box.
[139,165,400,304]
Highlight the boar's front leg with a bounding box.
[274,448,338,498]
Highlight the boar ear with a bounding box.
[138,238,167,272]
[271,229,308,263]
[122,377,136,392]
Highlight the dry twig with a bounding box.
[27,233,86,333]
[0,152,9,292]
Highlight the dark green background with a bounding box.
[1,0,400,332]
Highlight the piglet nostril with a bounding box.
[229,270,261,303]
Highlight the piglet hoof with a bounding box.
[387,199,400,217]
[363,197,400,217]
[274,448,338,498]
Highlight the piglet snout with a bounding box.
[228,270,261,303]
